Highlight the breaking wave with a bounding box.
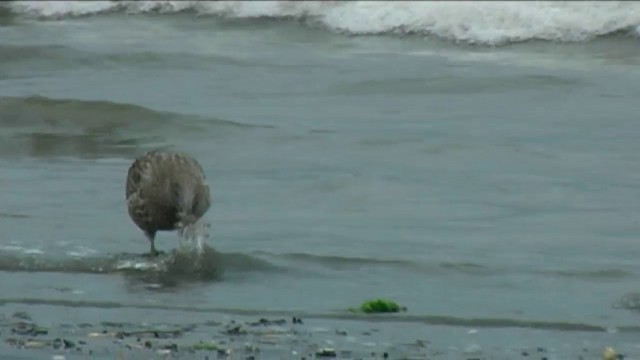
[0,247,282,287]
[4,1,640,45]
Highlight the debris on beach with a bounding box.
[1,312,635,360]
[11,322,48,336]
[248,318,287,327]
[8,312,49,337]
[11,311,32,321]
[350,298,407,313]
[191,340,218,351]
[602,346,617,360]
[222,323,248,336]
[316,347,337,357]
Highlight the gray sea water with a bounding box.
[2,1,640,356]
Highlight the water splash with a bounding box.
[177,221,211,256]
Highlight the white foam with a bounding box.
[0,245,25,252]
[23,248,44,255]
[67,247,98,257]
[115,259,162,271]
[9,1,116,18]
[7,1,640,45]
[0,244,44,255]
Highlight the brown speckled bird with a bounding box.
[126,150,211,256]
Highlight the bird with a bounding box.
[125,150,211,256]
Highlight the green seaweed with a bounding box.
[350,298,406,314]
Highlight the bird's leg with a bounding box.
[145,230,158,257]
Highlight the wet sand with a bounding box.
[1,247,639,359]
[1,304,638,360]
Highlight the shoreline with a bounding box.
[1,304,637,360]
[1,297,634,333]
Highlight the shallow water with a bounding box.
[1,1,640,353]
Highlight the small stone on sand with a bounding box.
[602,347,617,360]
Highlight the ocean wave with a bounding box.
[539,268,634,280]
[0,44,282,72]
[5,1,640,45]
[252,251,639,282]
[0,95,253,132]
[0,95,268,158]
[0,247,282,287]
[254,251,499,276]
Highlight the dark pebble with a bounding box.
[101,321,128,328]
[522,351,529,356]
[5,338,21,347]
[415,339,429,348]
[63,339,76,348]
[249,318,286,327]
[164,343,179,351]
[224,325,247,335]
[316,348,337,358]
[12,311,32,321]
[11,323,48,336]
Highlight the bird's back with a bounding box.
[126,150,210,233]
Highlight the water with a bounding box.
[1,0,640,353]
